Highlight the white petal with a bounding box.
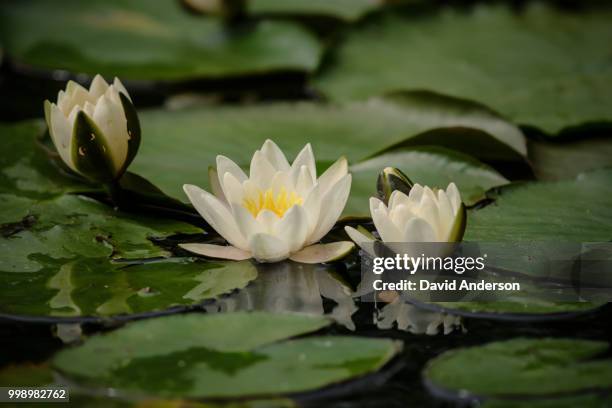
[48,103,76,172]
[208,167,227,203]
[306,174,352,245]
[92,94,129,171]
[388,190,410,210]
[269,171,291,194]
[232,205,263,241]
[345,226,376,257]
[68,82,93,109]
[403,217,437,242]
[291,143,316,183]
[446,182,462,215]
[317,156,348,196]
[407,184,425,207]
[179,243,251,260]
[289,242,354,264]
[113,77,131,101]
[255,209,280,234]
[222,172,245,206]
[249,233,290,263]
[369,197,387,218]
[295,165,314,196]
[260,139,290,171]
[277,205,309,253]
[183,184,248,250]
[217,155,247,187]
[83,101,96,117]
[436,189,454,233]
[302,182,321,236]
[89,74,109,99]
[372,206,403,242]
[250,150,277,190]
[415,194,441,239]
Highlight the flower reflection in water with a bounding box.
[205,261,358,330]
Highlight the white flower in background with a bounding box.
[44,74,140,183]
[181,140,354,263]
[345,182,466,250]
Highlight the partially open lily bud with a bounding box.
[44,75,140,183]
[346,183,467,250]
[377,167,413,205]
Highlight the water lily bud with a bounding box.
[377,167,413,204]
[44,75,140,183]
[346,183,467,249]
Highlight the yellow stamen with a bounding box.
[243,188,303,218]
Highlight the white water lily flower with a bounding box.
[44,74,140,182]
[345,183,466,251]
[181,140,354,263]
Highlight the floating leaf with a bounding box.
[528,135,612,181]
[423,338,612,401]
[0,121,94,197]
[348,147,508,215]
[53,312,401,398]
[466,169,612,242]
[0,257,257,322]
[0,193,202,272]
[131,93,526,208]
[314,4,612,134]
[248,0,383,21]
[0,0,322,81]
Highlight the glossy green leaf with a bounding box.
[0,193,202,272]
[53,312,401,398]
[466,169,612,242]
[0,121,94,197]
[314,4,612,134]
[131,93,525,208]
[348,147,508,215]
[0,257,257,320]
[483,394,612,408]
[248,0,382,21]
[0,0,322,81]
[528,135,612,181]
[427,170,612,318]
[424,338,612,400]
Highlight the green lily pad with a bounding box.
[0,0,322,81]
[0,121,94,198]
[423,338,612,401]
[465,169,612,242]
[249,0,382,21]
[418,170,612,319]
[314,3,612,134]
[53,312,401,399]
[348,146,508,215]
[0,193,202,272]
[528,135,612,181]
[0,257,257,322]
[132,93,525,208]
[0,363,295,407]
[483,394,612,408]
[421,301,602,321]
